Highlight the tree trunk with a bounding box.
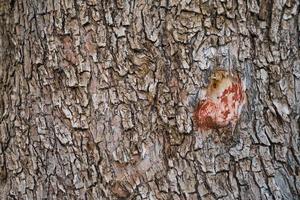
[1,0,300,199]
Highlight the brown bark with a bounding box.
[0,0,300,199]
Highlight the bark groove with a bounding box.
[0,0,300,199]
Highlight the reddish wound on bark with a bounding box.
[194,69,246,130]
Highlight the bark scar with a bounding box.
[194,69,246,131]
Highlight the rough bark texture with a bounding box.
[0,0,300,199]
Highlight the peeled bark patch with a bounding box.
[194,70,246,130]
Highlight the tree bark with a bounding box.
[0,0,300,199]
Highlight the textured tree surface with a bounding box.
[0,0,300,199]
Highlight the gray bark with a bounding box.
[0,0,300,199]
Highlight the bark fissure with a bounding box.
[0,0,300,199]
